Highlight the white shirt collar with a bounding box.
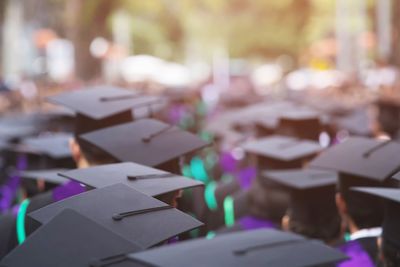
[350,227,382,241]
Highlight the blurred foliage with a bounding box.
[6,0,379,78]
[55,0,338,61]
[116,0,315,59]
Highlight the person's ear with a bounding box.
[281,214,290,231]
[69,138,82,165]
[335,192,347,217]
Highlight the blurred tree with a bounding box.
[118,0,313,62]
[2,0,358,79]
[391,0,400,66]
[64,0,117,80]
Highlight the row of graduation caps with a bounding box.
[0,86,400,266]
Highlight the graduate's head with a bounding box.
[263,169,342,243]
[350,187,400,267]
[381,240,400,267]
[155,190,183,208]
[282,184,342,244]
[336,175,385,230]
[69,137,117,168]
[47,86,160,167]
[283,212,342,245]
[308,137,400,231]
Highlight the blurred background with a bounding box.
[1,0,400,244]
[0,0,398,87]
[0,0,400,133]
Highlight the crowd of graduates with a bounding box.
[0,81,399,266]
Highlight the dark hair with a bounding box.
[76,137,117,165]
[338,174,385,229]
[382,239,400,267]
[287,187,342,243]
[288,208,342,243]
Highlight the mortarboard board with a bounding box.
[261,169,338,190]
[332,108,373,137]
[13,133,73,160]
[47,86,161,134]
[29,183,203,248]
[116,229,348,267]
[351,187,400,249]
[57,162,203,197]
[19,169,70,185]
[0,209,141,267]
[0,124,37,142]
[309,137,400,182]
[78,119,209,168]
[243,135,322,169]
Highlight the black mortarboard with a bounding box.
[121,229,347,267]
[58,162,203,197]
[0,209,141,267]
[19,169,70,184]
[243,135,322,169]
[262,169,340,241]
[78,119,209,168]
[0,124,37,142]
[29,183,203,248]
[261,168,338,190]
[309,137,400,182]
[276,110,322,140]
[47,86,161,134]
[309,137,400,229]
[352,187,400,248]
[333,108,372,136]
[14,133,73,160]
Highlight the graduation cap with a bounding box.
[0,209,141,267]
[14,133,73,160]
[262,169,340,241]
[332,108,372,136]
[58,162,203,197]
[276,110,322,140]
[47,86,161,134]
[309,137,400,229]
[254,116,279,137]
[309,137,400,182]
[19,169,70,185]
[78,119,209,169]
[242,135,322,169]
[391,171,400,182]
[0,124,37,142]
[29,183,203,248]
[261,169,338,190]
[115,229,348,267]
[352,187,400,249]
